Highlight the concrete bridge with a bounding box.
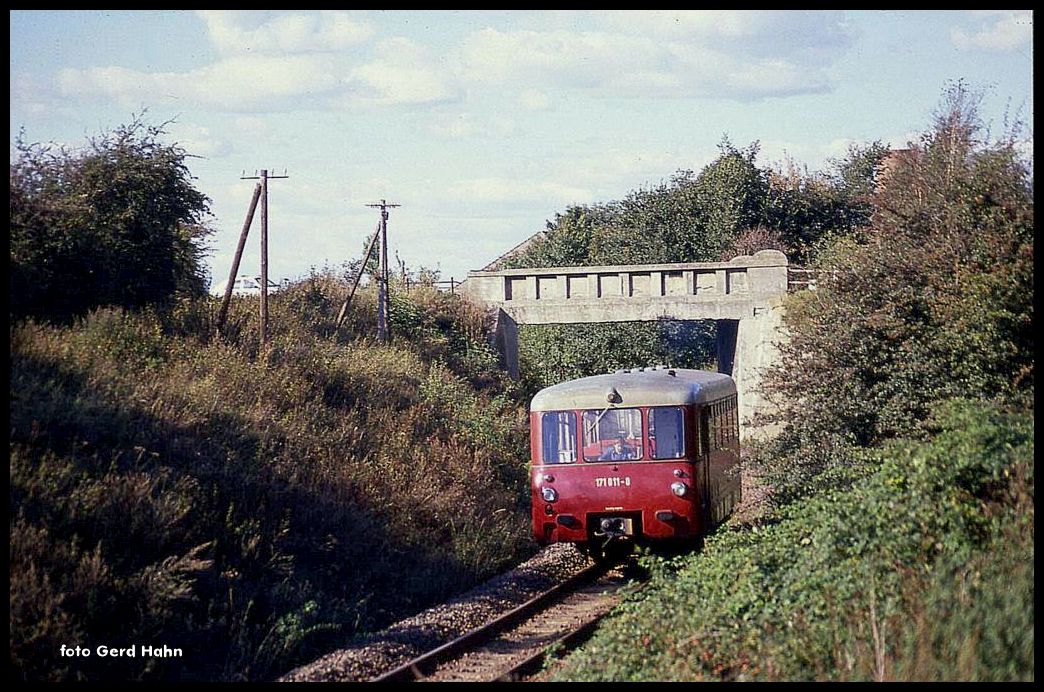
[461,249,789,439]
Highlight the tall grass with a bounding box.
[10,274,534,681]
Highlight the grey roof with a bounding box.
[530,367,736,411]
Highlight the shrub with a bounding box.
[756,83,1033,501]
[549,399,1033,682]
[10,116,212,322]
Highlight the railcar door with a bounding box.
[697,406,712,529]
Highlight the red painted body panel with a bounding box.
[530,458,700,544]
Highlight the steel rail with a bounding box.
[494,603,612,682]
[497,566,651,682]
[370,560,612,683]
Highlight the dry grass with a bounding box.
[10,277,535,681]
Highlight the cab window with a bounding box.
[582,408,643,461]
[649,406,685,459]
[540,411,577,464]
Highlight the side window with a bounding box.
[582,408,643,461]
[698,408,711,459]
[649,407,686,459]
[540,411,577,464]
[711,401,721,449]
[726,396,737,443]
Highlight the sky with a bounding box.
[10,10,1034,287]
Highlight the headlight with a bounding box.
[541,486,558,502]
[670,481,688,497]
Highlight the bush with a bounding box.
[546,84,1032,683]
[549,399,1033,682]
[756,83,1033,502]
[10,115,212,322]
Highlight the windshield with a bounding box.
[582,408,642,461]
[540,411,577,464]
[649,406,685,459]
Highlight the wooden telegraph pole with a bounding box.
[240,169,289,348]
[366,199,400,343]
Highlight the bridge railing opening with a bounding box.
[787,268,838,292]
[400,277,460,294]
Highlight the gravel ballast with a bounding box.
[278,543,591,682]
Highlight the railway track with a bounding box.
[370,557,643,683]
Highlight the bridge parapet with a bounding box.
[461,250,787,324]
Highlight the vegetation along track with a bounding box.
[371,557,644,683]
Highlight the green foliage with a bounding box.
[757,83,1033,501]
[550,399,1033,682]
[760,141,888,265]
[541,83,1032,684]
[517,320,716,392]
[504,139,771,271]
[505,136,881,274]
[10,115,213,321]
[690,139,769,261]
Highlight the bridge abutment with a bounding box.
[733,299,784,439]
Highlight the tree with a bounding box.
[756,83,1034,500]
[756,142,890,266]
[10,115,212,321]
[502,137,876,389]
[507,139,772,271]
[689,139,768,261]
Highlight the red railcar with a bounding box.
[529,367,741,559]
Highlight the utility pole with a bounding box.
[365,199,400,343]
[240,169,289,348]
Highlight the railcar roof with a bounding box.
[530,367,736,411]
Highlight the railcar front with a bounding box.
[529,367,738,558]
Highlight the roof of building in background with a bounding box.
[479,229,549,271]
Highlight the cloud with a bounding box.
[11,73,60,119]
[166,122,233,158]
[346,38,461,106]
[429,114,476,139]
[544,148,717,198]
[196,10,372,54]
[37,11,853,117]
[57,54,345,112]
[598,10,762,38]
[49,13,460,112]
[441,146,711,215]
[428,112,520,140]
[56,47,459,113]
[951,11,1033,52]
[518,89,551,111]
[448,177,592,206]
[458,12,851,101]
[232,116,271,138]
[460,28,660,90]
